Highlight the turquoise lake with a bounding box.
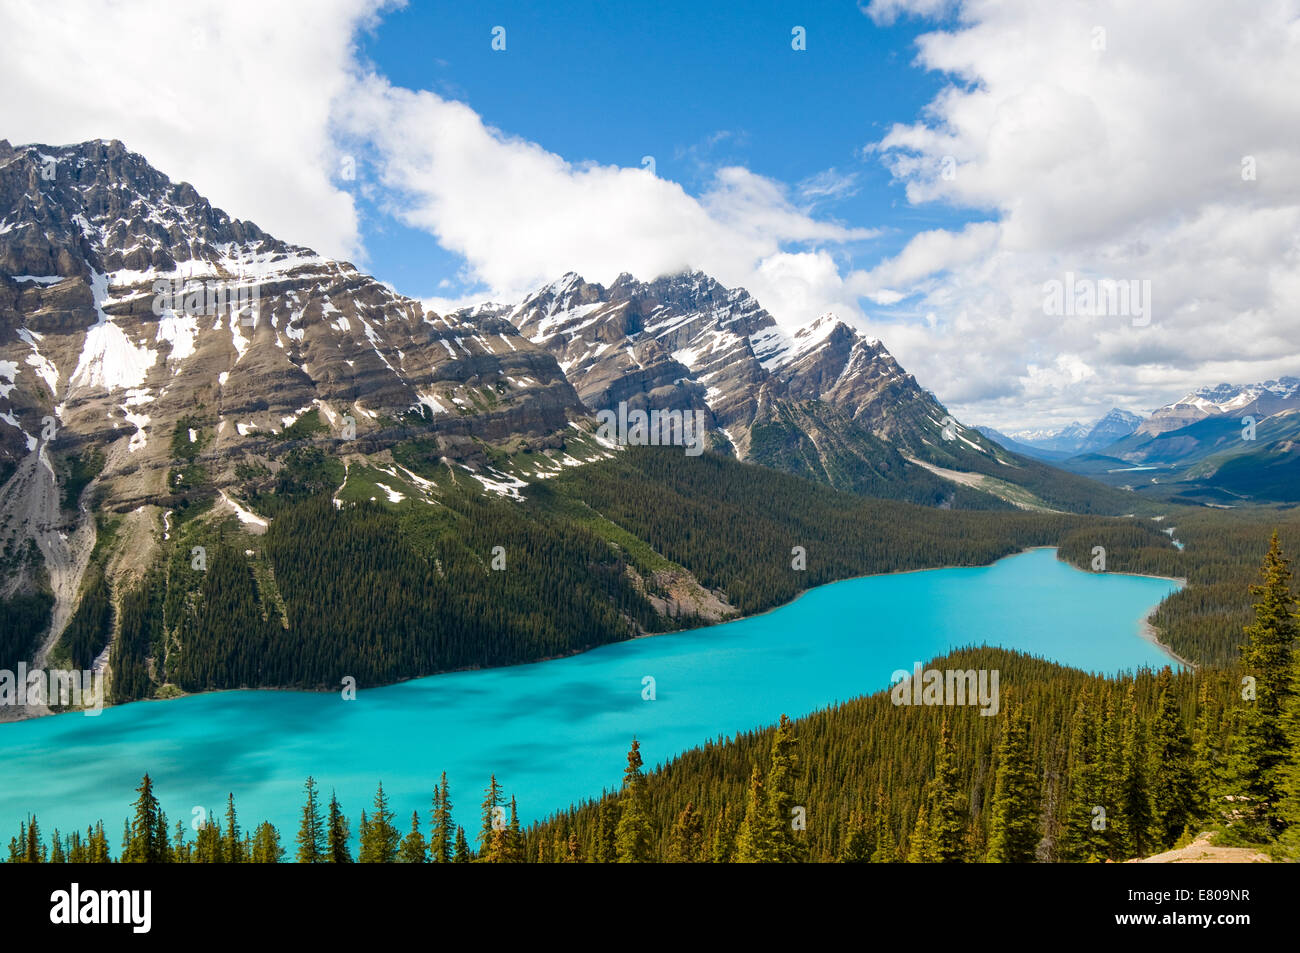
[0,548,1180,842]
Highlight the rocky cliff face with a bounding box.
[2,138,1022,695]
[0,139,591,663]
[0,139,586,504]
[1135,378,1300,438]
[506,270,983,465]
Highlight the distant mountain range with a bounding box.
[979,409,1144,460]
[980,380,1300,503]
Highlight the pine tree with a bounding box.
[838,810,871,863]
[1229,533,1298,839]
[326,791,352,863]
[987,701,1041,862]
[594,799,620,863]
[764,714,804,862]
[223,793,244,863]
[1118,685,1152,858]
[478,775,505,862]
[250,822,284,863]
[735,766,775,862]
[709,804,735,863]
[667,801,705,863]
[906,801,935,863]
[123,775,165,863]
[430,772,453,863]
[295,776,325,863]
[359,782,399,862]
[399,810,428,863]
[927,717,967,862]
[614,739,652,862]
[1147,669,1196,849]
[452,825,472,862]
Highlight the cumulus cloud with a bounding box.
[0,0,383,260]
[335,74,877,324]
[857,0,1300,427]
[4,0,1297,429]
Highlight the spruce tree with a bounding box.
[709,804,736,863]
[326,791,352,863]
[399,810,428,862]
[735,765,775,862]
[838,810,871,863]
[223,793,244,863]
[360,783,399,862]
[505,796,525,863]
[430,773,453,863]
[251,822,284,863]
[987,701,1041,862]
[1118,685,1152,858]
[594,799,620,863]
[124,775,165,863]
[906,801,935,863]
[614,739,652,862]
[49,831,65,864]
[764,714,804,862]
[1059,690,1108,862]
[667,802,705,863]
[296,776,325,863]
[870,786,898,863]
[478,775,506,862]
[194,819,225,863]
[89,822,111,863]
[1147,668,1195,849]
[1229,533,1298,839]
[927,717,967,862]
[453,825,472,862]
[24,816,42,864]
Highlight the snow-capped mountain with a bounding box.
[986,409,1142,458]
[0,139,587,503]
[1134,378,1300,437]
[1078,409,1144,452]
[502,269,987,465]
[0,137,1143,710]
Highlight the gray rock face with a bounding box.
[507,270,960,460]
[0,139,585,513]
[1135,378,1300,438]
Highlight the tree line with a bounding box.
[11,534,1299,862]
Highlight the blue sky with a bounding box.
[7,0,1296,428]
[349,0,981,301]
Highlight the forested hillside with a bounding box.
[89,447,1186,700]
[9,533,1299,864]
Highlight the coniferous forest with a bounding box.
[7,534,1300,864]
[33,447,1295,703]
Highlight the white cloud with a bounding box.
[5,0,1298,430]
[857,0,1300,428]
[335,75,878,327]
[0,0,384,260]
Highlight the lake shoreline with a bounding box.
[0,545,1189,724]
